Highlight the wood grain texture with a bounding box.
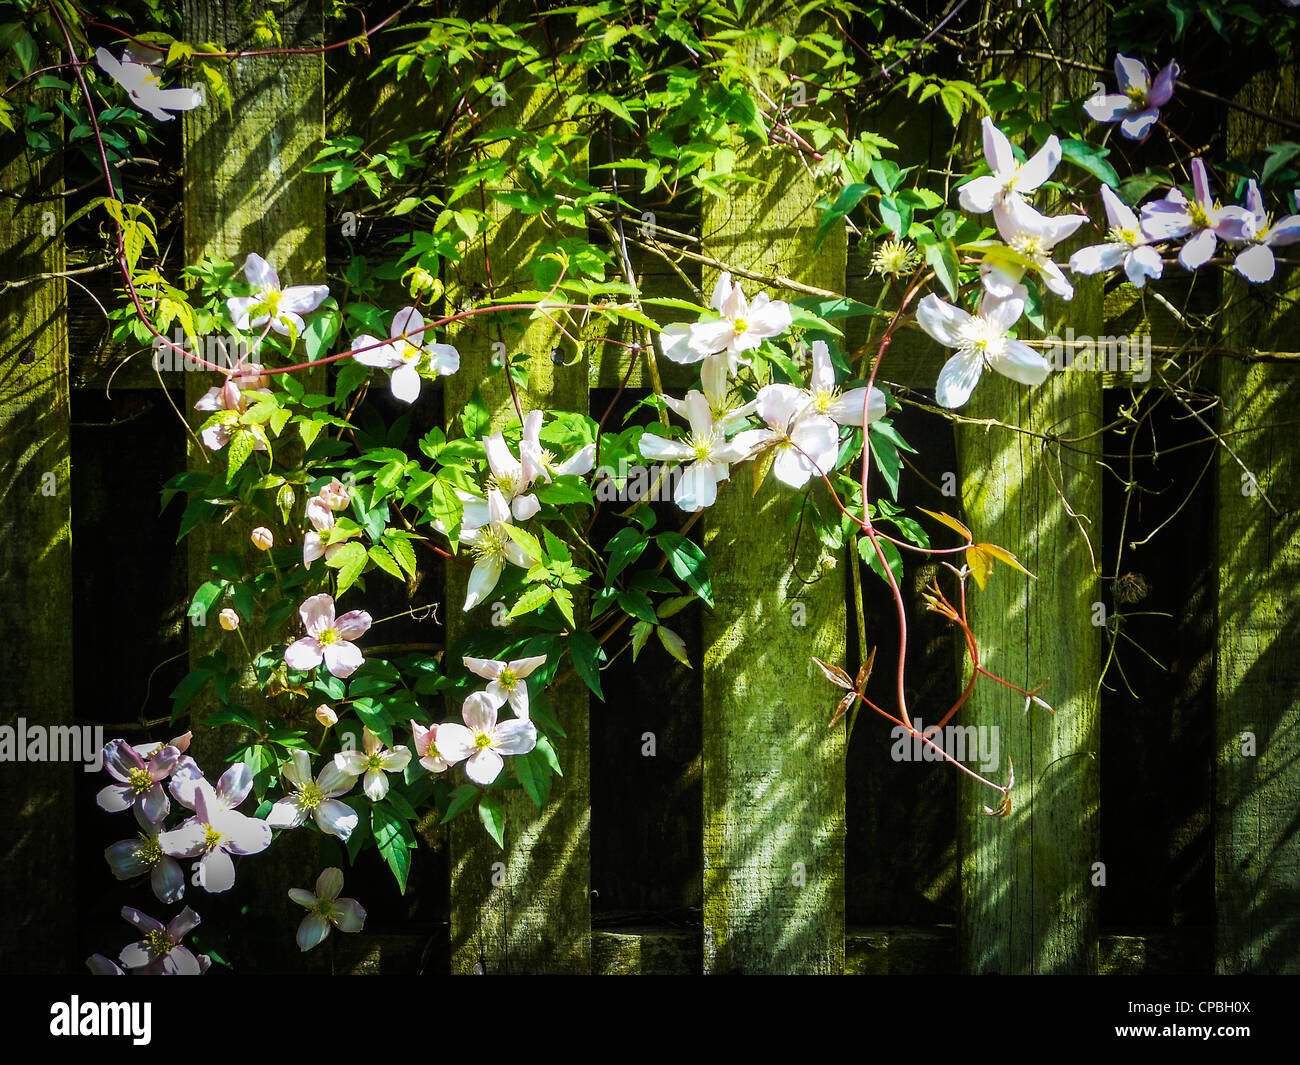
[0,102,75,973]
[955,0,1105,974]
[698,2,847,974]
[1213,54,1300,975]
[442,0,591,975]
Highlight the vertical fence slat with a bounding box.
[956,3,1105,974]
[698,3,846,974]
[1214,56,1300,974]
[444,3,591,974]
[0,106,74,972]
[181,0,326,971]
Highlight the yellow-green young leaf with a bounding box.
[268,407,292,438]
[918,507,972,542]
[552,586,576,628]
[657,625,691,668]
[326,541,369,597]
[751,441,775,496]
[503,523,542,564]
[508,583,553,619]
[965,544,994,590]
[240,398,279,425]
[979,541,1035,580]
[226,430,255,481]
[368,544,403,579]
[297,417,324,451]
[630,620,654,661]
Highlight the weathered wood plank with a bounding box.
[181,0,327,972]
[698,2,847,974]
[0,100,75,973]
[442,1,591,975]
[954,2,1105,974]
[1213,54,1300,975]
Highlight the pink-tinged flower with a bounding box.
[333,726,411,802]
[133,731,192,759]
[436,691,538,785]
[916,286,1050,409]
[732,386,841,489]
[457,488,536,611]
[484,428,541,521]
[1069,185,1165,289]
[1140,158,1245,270]
[192,378,270,452]
[1217,179,1300,283]
[226,252,329,339]
[463,654,548,721]
[251,526,274,550]
[157,779,272,893]
[986,196,1088,300]
[218,608,240,631]
[316,704,338,727]
[638,390,750,512]
[104,805,187,905]
[118,905,204,975]
[168,757,254,818]
[1084,54,1179,141]
[519,408,597,484]
[411,720,451,774]
[659,272,792,371]
[289,867,366,952]
[959,118,1062,215]
[302,492,349,570]
[318,479,350,511]
[94,47,200,122]
[86,954,125,975]
[97,739,182,823]
[284,593,372,678]
[267,750,359,840]
[350,306,460,403]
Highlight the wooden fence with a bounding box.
[2,0,1298,974]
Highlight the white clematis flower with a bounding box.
[484,427,541,521]
[659,272,793,372]
[350,307,460,403]
[732,385,841,489]
[436,691,538,786]
[95,47,201,122]
[289,867,366,952]
[266,750,359,841]
[1068,185,1165,289]
[1217,179,1300,284]
[662,353,756,435]
[959,117,1063,216]
[226,253,329,340]
[458,488,536,611]
[638,390,750,512]
[986,196,1088,300]
[333,726,411,802]
[797,341,886,427]
[462,653,548,722]
[916,286,1050,409]
[157,779,272,893]
[519,408,596,484]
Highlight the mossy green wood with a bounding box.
[181,0,327,970]
[1213,59,1300,974]
[955,2,1104,974]
[698,5,847,974]
[0,108,75,973]
[442,1,591,974]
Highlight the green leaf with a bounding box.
[657,625,691,667]
[502,523,543,565]
[924,239,961,301]
[382,530,418,578]
[567,629,606,700]
[656,532,713,607]
[372,805,415,894]
[1060,138,1120,189]
[442,783,479,823]
[368,543,403,579]
[460,385,489,440]
[514,748,549,807]
[325,541,368,597]
[815,183,870,250]
[508,583,553,619]
[478,792,505,849]
[605,527,648,583]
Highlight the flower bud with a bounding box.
[251,527,274,550]
[402,266,442,301]
[316,705,338,728]
[319,480,350,511]
[218,608,240,631]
